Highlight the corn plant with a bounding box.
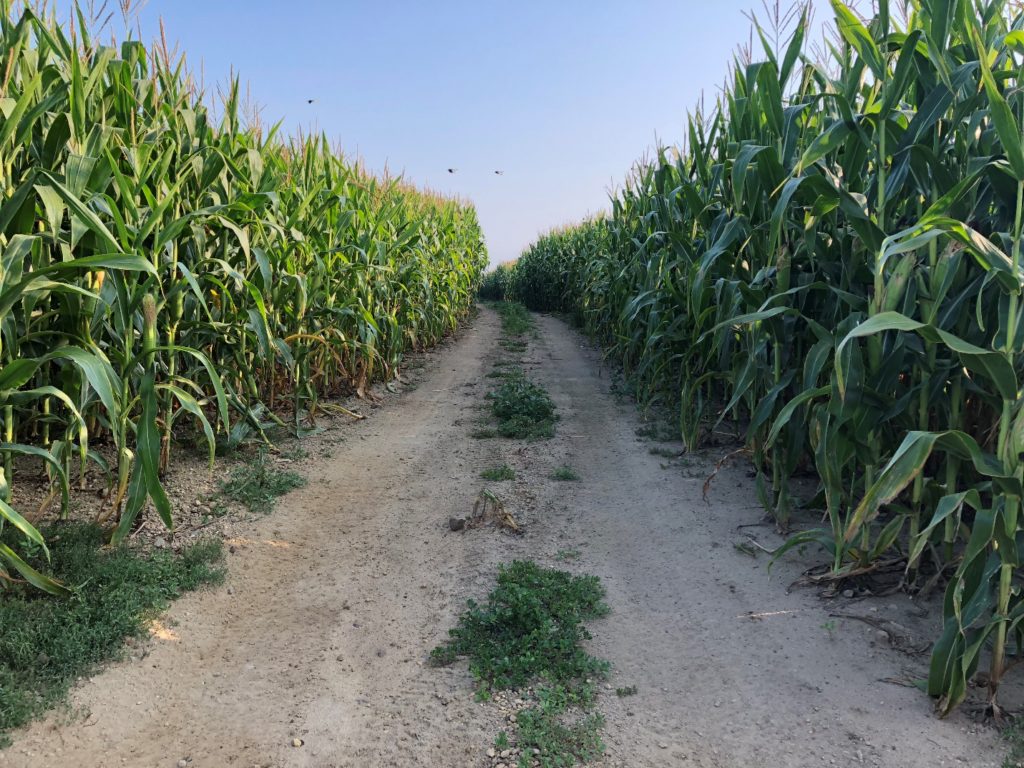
[0,4,486,590]
[508,0,1024,715]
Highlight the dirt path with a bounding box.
[6,307,1009,767]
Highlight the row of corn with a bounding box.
[0,5,486,592]
[504,0,1024,716]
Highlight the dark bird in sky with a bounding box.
[307,99,315,104]
[447,168,457,173]
[494,170,504,175]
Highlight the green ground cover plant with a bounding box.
[0,523,223,745]
[431,561,610,767]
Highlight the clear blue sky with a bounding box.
[120,1,830,266]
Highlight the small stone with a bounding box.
[154,537,168,549]
[842,589,854,598]
[177,761,188,768]
[226,586,235,595]
[291,738,303,748]
[659,743,669,749]
[486,748,496,758]
[449,516,466,532]
[500,749,511,758]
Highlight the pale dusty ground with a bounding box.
[4,306,1013,767]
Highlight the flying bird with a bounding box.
[447,168,457,174]
[494,170,504,175]
[307,99,315,104]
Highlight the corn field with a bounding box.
[0,5,486,592]
[478,262,513,302]
[506,0,1024,716]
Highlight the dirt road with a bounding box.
[6,307,1009,767]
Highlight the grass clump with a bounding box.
[491,374,557,439]
[486,367,521,379]
[494,301,534,336]
[635,420,679,443]
[481,465,517,481]
[1003,720,1024,768]
[220,451,306,514]
[648,445,680,458]
[500,339,529,353]
[518,687,605,767]
[431,560,608,689]
[0,523,223,745]
[431,561,609,766]
[550,465,580,482]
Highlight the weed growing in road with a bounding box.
[219,451,306,514]
[551,465,580,481]
[500,339,529,354]
[0,524,223,745]
[556,548,581,562]
[431,560,609,766]
[431,560,608,687]
[280,445,310,461]
[471,428,498,439]
[636,421,679,443]
[494,301,534,337]
[821,620,837,641]
[481,465,517,481]
[490,374,557,439]
[615,685,638,697]
[608,374,636,404]
[733,541,759,558]
[648,445,681,458]
[1003,720,1024,768]
[486,366,522,380]
[518,688,605,767]
[476,302,554,440]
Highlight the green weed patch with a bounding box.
[0,524,223,745]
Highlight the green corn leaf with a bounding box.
[158,384,217,468]
[846,431,1010,543]
[0,540,72,596]
[972,25,1024,181]
[37,171,123,253]
[830,0,886,80]
[796,117,856,174]
[838,311,1018,400]
[908,490,981,567]
[44,346,121,419]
